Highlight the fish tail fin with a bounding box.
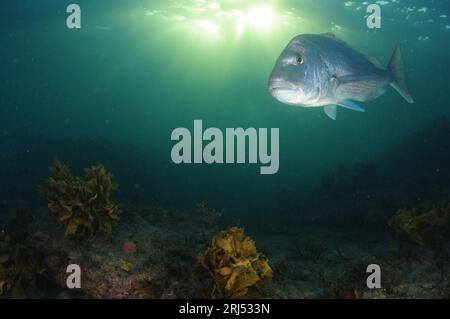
[388,45,414,104]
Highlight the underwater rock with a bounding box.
[288,237,328,263]
[80,257,162,299]
[37,160,121,242]
[322,254,389,299]
[0,231,45,298]
[197,227,272,299]
[112,259,134,273]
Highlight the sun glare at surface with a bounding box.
[245,5,277,30]
[193,19,221,37]
[139,0,308,40]
[190,3,280,37]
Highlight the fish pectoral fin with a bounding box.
[324,105,337,120]
[337,99,366,112]
[336,74,379,83]
[335,74,380,97]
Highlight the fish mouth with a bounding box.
[268,80,306,105]
[269,86,288,100]
[268,79,297,93]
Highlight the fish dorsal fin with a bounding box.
[322,33,356,50]
[322,32,337,39]
[323,33,378,67]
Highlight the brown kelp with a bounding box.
[389,205,450,248]
[198,227,272,298]
[0,231,44,298]
[38,160,121,241]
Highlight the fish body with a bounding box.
[268,33,414,120]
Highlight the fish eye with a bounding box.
[296,55,304,65]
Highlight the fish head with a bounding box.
[268,35,322,106]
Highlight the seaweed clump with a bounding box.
[38,160,121,242]
[388,205,450,248]
[0,231,44,298]
[197,227,272,299]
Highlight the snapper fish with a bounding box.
[268,33,414,120]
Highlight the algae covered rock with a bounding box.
[0,231,45,298]
[198,227,272,298]
[388,205,450,247]
[38,160,121,242]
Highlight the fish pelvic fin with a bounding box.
[337,100,366,112]
[324,105,337,120]
[388,45,414,104]
[324,101,366,120]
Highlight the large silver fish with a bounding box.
[268,33,414,120]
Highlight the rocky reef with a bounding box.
[3,118,450,299]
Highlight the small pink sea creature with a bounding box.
[122,242,137,254]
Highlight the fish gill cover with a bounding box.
[0,0,449,300]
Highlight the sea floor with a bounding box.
[12,203,449,299]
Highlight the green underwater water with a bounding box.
[1,0,450,222]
